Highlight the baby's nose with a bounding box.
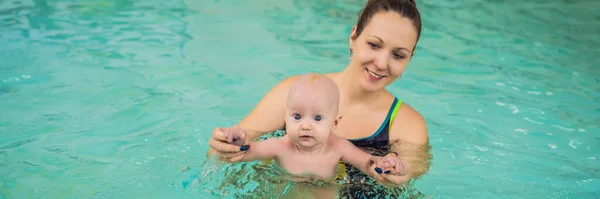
[300,123,312,130]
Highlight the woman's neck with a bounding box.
[334,65,383,105]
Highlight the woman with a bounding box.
[208,0,432,196]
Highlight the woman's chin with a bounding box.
[360,77,385,92]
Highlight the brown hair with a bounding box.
[352,0,422,52]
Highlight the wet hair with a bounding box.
[351,0,422,52]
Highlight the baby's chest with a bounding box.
[278,155,341,177]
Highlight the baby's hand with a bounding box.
[371,152,407,176]
[224,125,247,146]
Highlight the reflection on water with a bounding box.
[194,151,424,199]
[1,0,599,198]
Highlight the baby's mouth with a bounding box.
[300,135,312,139]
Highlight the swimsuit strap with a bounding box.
[388,99,402,133]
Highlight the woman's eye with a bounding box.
[294,113,301,120]
[368,42,379,49]
[314,115,322,121]
[393,52,405,59]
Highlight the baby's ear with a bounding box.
[333,114,343,126]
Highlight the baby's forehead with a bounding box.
[289,87,333,102]
[288,100,333,113]
[288,74,339,104]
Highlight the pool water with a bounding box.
[1,0,599,198]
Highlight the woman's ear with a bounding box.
[349,26,357,49]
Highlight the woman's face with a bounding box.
[349,11,418,92]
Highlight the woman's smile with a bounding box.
[365,68,385,80]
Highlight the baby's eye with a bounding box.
[314,115,322,121]
[293,113,301,120]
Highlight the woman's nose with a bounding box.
[374,52,389,70]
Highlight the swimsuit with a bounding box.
[337,97,402,179]
[335,97,414,198]
[348,97,402,156]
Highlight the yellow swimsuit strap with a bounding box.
[388,99,402,132]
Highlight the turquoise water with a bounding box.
[1,0,599,198]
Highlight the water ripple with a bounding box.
[1,0,599,198]
[0,138,36,150]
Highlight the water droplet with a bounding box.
[548,144,556,149]
[524,117,543,125]
[569,140,578,149]
[514,128,527,134]
[551,124,574,132]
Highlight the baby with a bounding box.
[224,73,382,181]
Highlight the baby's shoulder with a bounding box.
[327,134,353,149]
[270,135,292,150]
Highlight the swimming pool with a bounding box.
[1,0,599,198]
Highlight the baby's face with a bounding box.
[285,88,338,149]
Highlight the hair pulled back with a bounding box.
[352,0,422,51]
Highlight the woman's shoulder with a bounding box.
[238,75,302,135]
[257,75,302,102]
[387,93,429,145]
[270,72,336,95]
[274,75,302,89]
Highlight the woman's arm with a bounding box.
[238,76,299,141]
[207,76,300,161]
[376,104,432,186]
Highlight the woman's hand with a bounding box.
[208,126,249,162]
[369,152,411,187]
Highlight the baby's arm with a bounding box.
[338,139,379,176]
[239,138,282,162]
[223,126,282,162]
